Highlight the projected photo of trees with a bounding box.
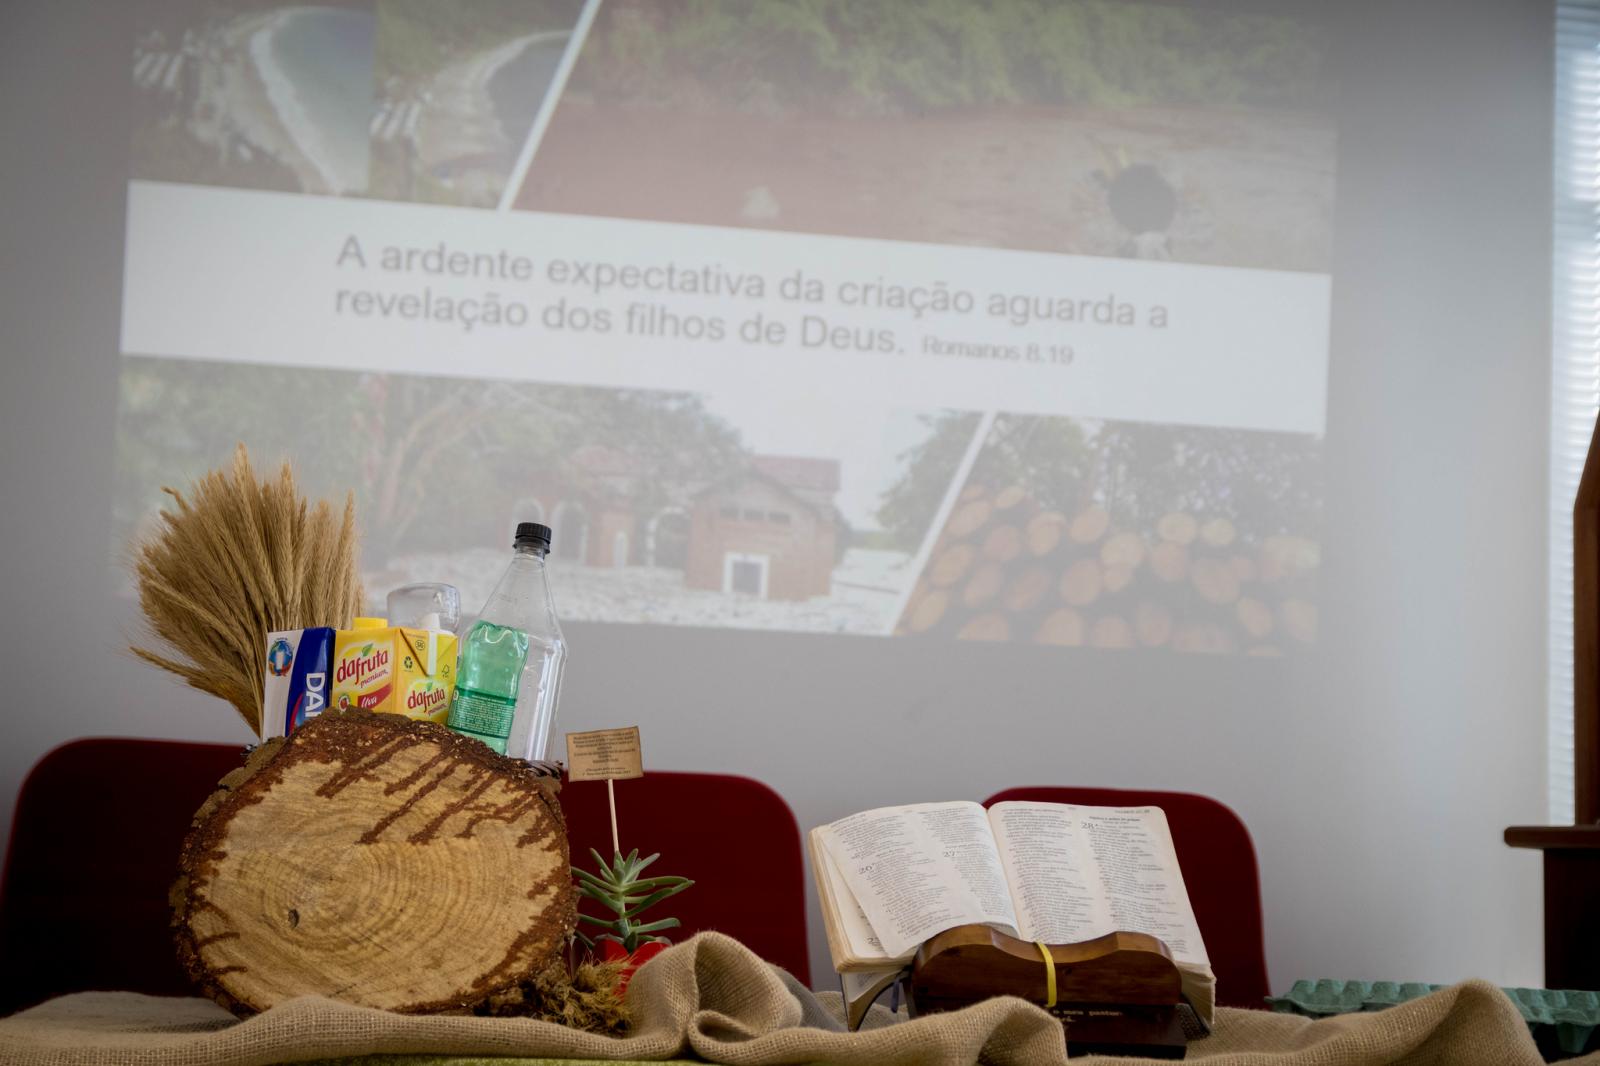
[113,358,948,636]
[520,0,1336,272]
[114,356,1324,651]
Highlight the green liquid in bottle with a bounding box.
[446,620,529,754]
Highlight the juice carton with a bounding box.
[330,618,457,725]
[262,627,334,740]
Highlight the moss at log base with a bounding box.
[171,710,575,1017]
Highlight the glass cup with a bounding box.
[385,582,461,634]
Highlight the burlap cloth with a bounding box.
[2,933,1594,1066]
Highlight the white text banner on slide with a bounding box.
[122,181,1330,434]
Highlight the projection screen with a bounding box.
[117,0,1334,653]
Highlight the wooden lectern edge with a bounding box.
[1504,824,1600,850]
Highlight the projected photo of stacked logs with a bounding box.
[890,415,1321,654]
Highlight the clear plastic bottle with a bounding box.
[446,522,568,759]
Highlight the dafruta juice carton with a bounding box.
[330,618,457,724]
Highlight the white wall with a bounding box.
[0,0,1552,990]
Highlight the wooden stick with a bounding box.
[607,778,621,857]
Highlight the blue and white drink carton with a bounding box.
[262,628,335,740]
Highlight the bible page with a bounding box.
[818,801,1019,959]
[987,800,1112,944]
[817,837,891,963]
[989,803,1209,965]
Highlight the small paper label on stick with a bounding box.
[566,726,644,781]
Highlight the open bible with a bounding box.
[810,801,1215,1026]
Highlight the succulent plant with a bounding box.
[572,848,693,955]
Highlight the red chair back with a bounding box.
[0,738,247,1015]
[561,772,810,984]
[983,786,1268,1008]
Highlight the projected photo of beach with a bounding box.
[367,0,586,208]
[519,0,1336,273]
[131,1,376,195]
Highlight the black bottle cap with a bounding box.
[514,522,552,550]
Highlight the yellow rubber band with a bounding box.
[1035,941,1057,1008]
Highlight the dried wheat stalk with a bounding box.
[130,445,363,736]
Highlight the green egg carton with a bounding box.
[1267,979,1600,1058]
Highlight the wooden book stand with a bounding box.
[908,925,1190,1058]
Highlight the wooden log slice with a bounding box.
[906,587,951,633]
[1191,557,1241,605]
[993,484,1029,512]
[171,711,574,1016]
[1156,512,1197,545]
[1025,511,1067,557]
[1199,517,1237,548]
[962,562,1006,608]
[957,612,1011,642]
[1068,507,1111,544]
[895,580,930,635]
[1102,563,1135,594]
[1149,541,1189,583]
[946,499,993,539]
[1002,567,1054,613]
[1236,596,1275,640]
[1090,615,1135,649]
[1099,531,1147,571]
[1059,558,1103,607]
[1035,608,1086,646]
[1260,535,1320,582]
[1229,554,1259,584]
[981,524,1024,563]
[1172,621,1237,655]
[929,543,977,588]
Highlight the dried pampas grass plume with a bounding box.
[130,444,363,736]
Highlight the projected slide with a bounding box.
[117,0,1334,654]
